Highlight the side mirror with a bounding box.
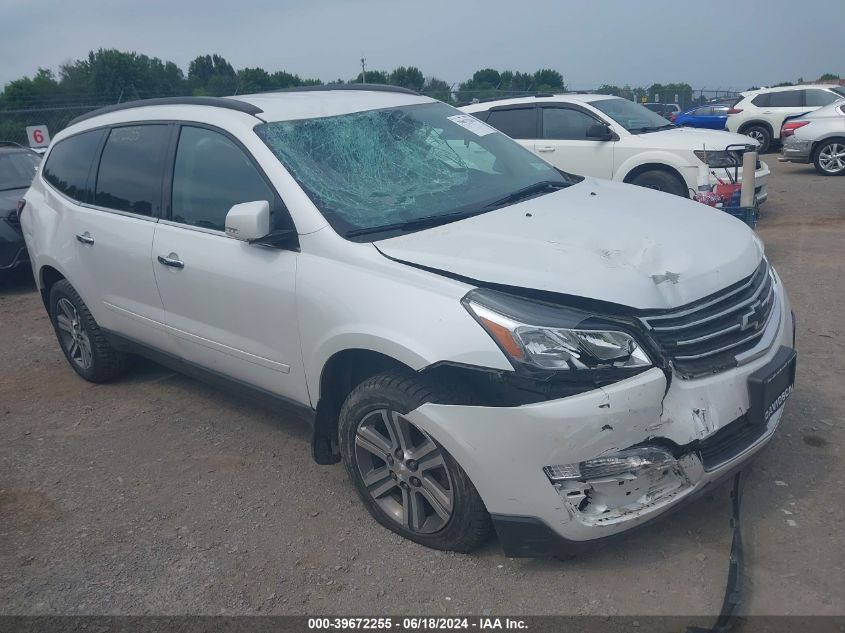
[586,124,615,141]
[225,200,271,241]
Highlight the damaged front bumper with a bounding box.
[404,283,794,557]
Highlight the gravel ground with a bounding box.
[1,158,843,616]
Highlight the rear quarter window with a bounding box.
[485,108,537,139]
[42,129,105,202]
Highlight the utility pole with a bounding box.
[360,57,366,83]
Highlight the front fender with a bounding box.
[614,151,696,189]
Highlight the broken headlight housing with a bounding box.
[463,288,652,372]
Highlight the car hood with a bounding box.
[633,127,758,151]
[375,179,763,310]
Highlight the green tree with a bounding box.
[352,70,388,84]
[596,84,622,96]
[237,67,273,93]
[188,54,235,94]
[818,73,840,81]
[388,66,425,91]
[422,77,451,103]
[532,68,564,91]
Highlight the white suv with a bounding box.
[726,84,845,152]
[462,95,770,202]
[21,87,796,557]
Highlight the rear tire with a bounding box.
[742,125,771,153]
[338,371,491,552]
[49,279,129,383]
[630,169,689,197]
[813,139,845,176]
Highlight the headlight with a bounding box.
[463,289,652,372]
[693,150,739,168]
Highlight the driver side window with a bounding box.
[542,107,602,140]
[171,126,275,232]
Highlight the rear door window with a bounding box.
[768,90,802,107]
[42,129,105,202]
[94,125,169,216]
[170,126,276,232]
[484,108,537,139]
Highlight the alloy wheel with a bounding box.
[818,143,845,174]
[354,408,454,534]
[56,298,93,369]
[747,129,766,144]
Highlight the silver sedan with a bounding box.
[780,98,845,176]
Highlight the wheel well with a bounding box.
[38,265,65,311]
[312,349,414,465]
[738,120,773,136]
[622,163,688,195]
[812,136,845,158]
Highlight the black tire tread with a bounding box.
[49,279,129,383]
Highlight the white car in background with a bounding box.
[725,84,845,152]
[462,95,769,202]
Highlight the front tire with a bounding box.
[49,279,128,383]
[742,125,772,153]
[338,372,491,552]
[813,139,845,176]
[630,169,689,197]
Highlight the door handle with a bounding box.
[157,254,184,269]
[75,232,94,245]
[536,146,556,152]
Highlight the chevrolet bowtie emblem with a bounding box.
[740,300,765,331]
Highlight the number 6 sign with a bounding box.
[26,125,51,148]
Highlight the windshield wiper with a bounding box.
[631,123,676,133]
[345,209,490,238]
[345,180,569,239]
[479,180,569,211]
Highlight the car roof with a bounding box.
[61,87,435,135]
[461,93,617,112]
[741,84,842,96]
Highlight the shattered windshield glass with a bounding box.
[255,102,577,240]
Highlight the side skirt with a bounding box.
[102,329,316,428]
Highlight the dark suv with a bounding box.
[0,143,40,273]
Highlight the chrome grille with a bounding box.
[640,261,777,377]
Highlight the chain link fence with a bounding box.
[0,87,743,148]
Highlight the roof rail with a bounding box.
[67,96,264,127]
[467,92,561,105]
[272,83,420,96]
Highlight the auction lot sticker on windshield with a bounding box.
[448,114,497,136]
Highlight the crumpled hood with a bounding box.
[375,179,763,310]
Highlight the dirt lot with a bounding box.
[1,158,843,617]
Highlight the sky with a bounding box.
[1,0,843,91]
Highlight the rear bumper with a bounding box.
[779,139,812,164]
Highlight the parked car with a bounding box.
[0,142,41,274]
[21,88,796,557]
[673,104,730,129]
[461,95,769,202]
[780,98,845,176]
[644,102,681,119]
[726,84,845,153]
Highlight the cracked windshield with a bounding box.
[255,102,576,240]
